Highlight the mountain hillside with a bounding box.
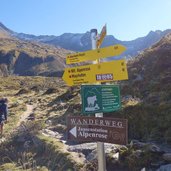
[0,22,13,38]
[127,32,171,102]
[0,34,72,76]
[0,23,75,76]
[119,32,171,144]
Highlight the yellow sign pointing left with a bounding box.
[66,44,126,64]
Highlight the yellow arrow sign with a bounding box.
[62,59,128,86]
[66,44,126,64]
[96,24,107,48]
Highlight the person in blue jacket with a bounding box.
[0,98,8,136]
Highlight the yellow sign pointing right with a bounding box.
[66,44,126,64]
[62,59,128,86]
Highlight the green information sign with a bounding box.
[81,85,121,114]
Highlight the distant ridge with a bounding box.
[1,22,171,59]
[13,26,171,59]
[0,21,171,77]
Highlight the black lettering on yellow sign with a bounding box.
[79,53,85,56]
[71,73,86,78]
[77,67,90,72]
[68,53,85,58]
[70,69,76,73]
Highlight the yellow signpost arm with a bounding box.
[62,59,128,86]
[66,44,126,64]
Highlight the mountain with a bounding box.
[14,26,171,59]
[1,22,171,59]
[120,32,171,142]
[0,23,72,76]
[15,32,92,52]
[0,22,13,38]
[1,22,171,77]
[127,32,171,101]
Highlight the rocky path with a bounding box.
[0,104,35,144]
[17,104,34,127]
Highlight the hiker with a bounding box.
[0,98,8,136]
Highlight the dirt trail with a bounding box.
[0,105,35,144]
[17,104,34,127]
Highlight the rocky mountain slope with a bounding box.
[0,22,13,38]
[126,32,171,104]
[119,32,171,144]
[0,23,73,76]
[1,22,171,77]
[0,38,69,76]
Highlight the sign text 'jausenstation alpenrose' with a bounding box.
[67,116,128,145]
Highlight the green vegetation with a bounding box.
[0,32,171,170]
[0,76,81,170]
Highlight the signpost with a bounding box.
[63,26,129,171]
[96,24,107,48]
[62,59,128,86]
[81,85,121,114]
[66,44,126,64]
[67,116,128,145]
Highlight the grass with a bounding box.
[0,76,84,170]
[1,74,170,170]
[36,134,83,170]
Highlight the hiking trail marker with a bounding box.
[67,116,128,145]
[62,59,128,86]
[66,44,126,64]
[81,85,121,114]
[96,24,107,48]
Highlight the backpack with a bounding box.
[0,100,5,117]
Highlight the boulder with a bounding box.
[130,139,146,149]
[163,153,171,162]
[157,164,171,171]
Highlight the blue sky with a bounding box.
[1,0,171,40]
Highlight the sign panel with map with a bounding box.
[81,85,121,114]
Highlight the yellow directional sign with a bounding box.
[66,44,126,64]
[62,59,128,86]
[96,24,107,48]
